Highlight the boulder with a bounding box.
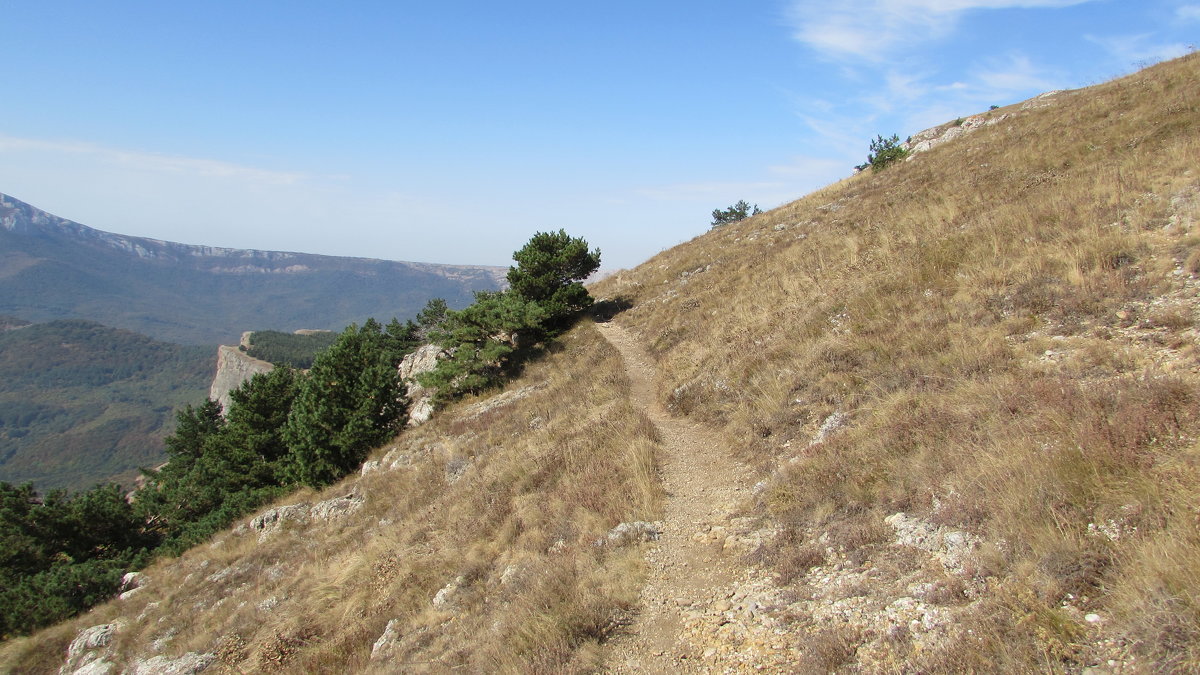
[370,619,403,661]
[61,622,122,675]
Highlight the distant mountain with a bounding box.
[0,319,212,492]
[0,193,507,345]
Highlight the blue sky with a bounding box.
[1,1,1195,271]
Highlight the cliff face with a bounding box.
[209,345,274,413]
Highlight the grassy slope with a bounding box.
[3,54,1198,673]
[0,323,660,673]
[0,320,213,492]
[592,53,1200,669]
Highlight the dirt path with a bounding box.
[595,320,758,672]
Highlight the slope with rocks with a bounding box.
[592,52,1200,671]
[1,322,661,673]
[4,53,1200,673]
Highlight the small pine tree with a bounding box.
[507,230,601,326]
[710,200,762,228]
[857,134,908,172]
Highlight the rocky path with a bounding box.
[595,320,763,672]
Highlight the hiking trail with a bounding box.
[596,320,768,672]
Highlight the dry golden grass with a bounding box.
[5,52,1200,675]
[593,52,1200,669]
[0,322,661,673]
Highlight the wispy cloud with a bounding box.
[786,0,1097,60]
[1178,5,1200,22]
[1085,33,1192,67]
[634,181,784,202]
[0,135,306,186]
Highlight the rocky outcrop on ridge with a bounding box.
[208,342,274,413]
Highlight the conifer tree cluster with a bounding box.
[418,229,600,402]
[0,230,599,637]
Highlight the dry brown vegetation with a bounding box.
[0,324,660,673]
[591,52,1200,670]
[5,53,1200,674]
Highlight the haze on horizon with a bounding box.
[1,1,1195,270]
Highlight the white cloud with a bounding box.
[786,0,1097,60]
[0,135,306,186]
[1085,33,1192,67]
[1178,5,1200,22]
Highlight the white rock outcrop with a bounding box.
[397,344,447,426]
[370,619,403,660]
[310,491,365,521]
[885,512,981,577]
[61,622,123,675]
[249,503,310,541]
[127,652,214,675]
[208,344,274,413]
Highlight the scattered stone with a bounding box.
[885,512,981,577]
[370,619,403,660]
[600,521,663,546]
[433,575,467,611]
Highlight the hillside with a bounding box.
[0,320,212,492]
[3,53,1199,673]
[0,195,507,345]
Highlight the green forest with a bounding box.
[0,230,600,640]
[243,330,338,369]
[0,320,213,492]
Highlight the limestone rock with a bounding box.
[127,652,214,675]
[311,491,365,521]
[61,622,122,675]
[601,520,663,546]
[370,619,403,660]
[208,343,274,413]
[432,575,467,610]
[397,344,448,426]
[249,503,310,541]
[885,512,980,576]
[901,111,1011,159]
[118,572,146,600]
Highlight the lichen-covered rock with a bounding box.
[118,571,146,600]
[61,622,122,675]
[601,521,663,546]
[370,619,403,660]
[311,491,365,521]
[249,503,310,541]
[127,652,214,675]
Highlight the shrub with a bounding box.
[711,200,762,228]
[857,134,908,172]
